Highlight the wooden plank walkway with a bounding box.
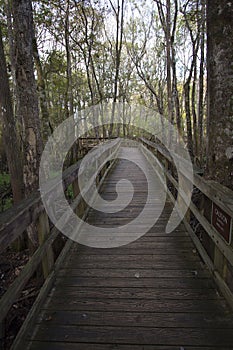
[15,147,233,350]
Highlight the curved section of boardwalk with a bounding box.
[16,147,233,349]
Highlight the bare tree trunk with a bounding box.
[206,0,233,189]
[0,26,24,203]
[33,36,52,142]
[5,0,17,116]
[171,0,181,137]
[156,0,175,122]
[64,0,78,162]
[65,0,74,120]
[172,51,181,136]
[184,80,194,159]
[109,0,125,137]
[183,46,199,161]
[165,0,173,124]
[12,0,44,249]
[192,61,198,158]
[182,2,201,161]
[198,0,206,163]
[12,0,43,194]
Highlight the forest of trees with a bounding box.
[0,0,232,213]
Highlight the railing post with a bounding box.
[0,320,5,350]
[72,178,80,215]
[214,245,225,277]
[37,211,54,279]
[72,178,87,217]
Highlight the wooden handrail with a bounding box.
[139,137,233,216]
[0,138,121,252]
[139,137,233,310]
[0,138,121,347]
[0,160,81,253]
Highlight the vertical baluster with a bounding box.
[37,211,54,279]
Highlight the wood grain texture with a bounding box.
[13,147,233,349]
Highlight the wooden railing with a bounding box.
[139,137,233,310]
[0,138,121,349]
[78,137,118,158]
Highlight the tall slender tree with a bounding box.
[206,0,233,189]
[109,0,125,136]
[198,0,206,162]
[12,0,43,195]
[0,26,24,203]
[33,34,52,142]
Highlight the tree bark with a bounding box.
[198,0,206,163]
[109,0,125,137]
[0,26,24,203]
[184,80,194,159]
[165,0,173,124]
[32,35,52,142]
[65,0,74,120]
[192,61,198,158]
[5,0,17,116]
[12,0,43,196]
[206,0,233,189]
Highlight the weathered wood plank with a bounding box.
[47,286,220,300]
[68,253,199,263]
[70,245,196,253]
[37,309,233,328]
[43,297,227,313]
[12,146,233,350]
[29,325,233,346]
[53,276,215,289]
[57,268,209,278]
[23,343,233,350]
[62,260,201,270]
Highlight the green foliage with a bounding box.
[1,197,12,212]
[66,184,74,201]
[0,0,208,175]
[0,172,10,187]
[0,173,12,213]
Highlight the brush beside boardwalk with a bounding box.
[0,139,233,349]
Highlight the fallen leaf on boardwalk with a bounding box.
[45,316,52,321]
[135,272,140,278]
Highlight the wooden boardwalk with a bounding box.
[16,147,233,349]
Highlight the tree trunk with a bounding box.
[5,0,17,116]
[171,0,181,137]
[65,0,74,120]
[198,0,206,163]
[33,35,52,142]
[206,0,233,189]
[172,49,181,136]
[184,80,194,159]
[109,0,125,137]
[165,0,173,124]
[12,0,43,195]
[0,26,24,203]
[192,61,198,158]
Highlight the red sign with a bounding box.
[212,203,232,244]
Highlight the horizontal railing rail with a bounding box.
[0,138,121,349]
[139,137,233,310]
